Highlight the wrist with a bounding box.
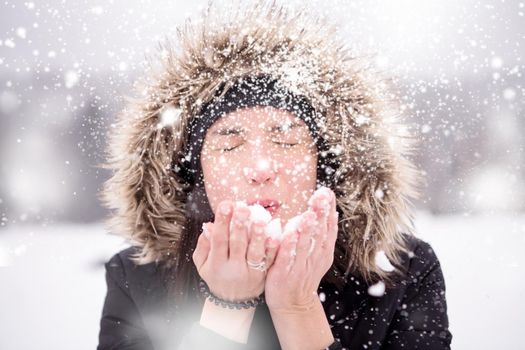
[199,298,256,344]
[268,293,321,315]
[199,280,265,309]
[269,297,334,350]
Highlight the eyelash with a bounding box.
[221,142,298,152]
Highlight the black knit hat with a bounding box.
[177,75,334,186]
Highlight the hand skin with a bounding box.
[265,188,339,350]
[192,200,279,343]
[192,188,339,347]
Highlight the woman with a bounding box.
[97,2,452,350]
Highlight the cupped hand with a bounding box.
[264,188,339,312]
[192,200,279,301]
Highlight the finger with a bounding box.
[324,190,339,252]
[209,200,233,263]
[273,230,298,272]
[310,214,332,266]
[295,210,317,265]
[309,188,334,245]
[324,210,339,253]
[308,187,332,219]
[192,228,211,271]
[313,212,328,262]
[325,188,337,230]
[315,201,329,242]
[311,190,331,220]
[265,237,280,268]
[229,204,250,260]
[310,189,336,267]
[246,220,267,267]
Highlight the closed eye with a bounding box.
[221,142,298,152]
[221,145,241,152]
[274,142,298,148]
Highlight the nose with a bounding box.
[243,158,278,185]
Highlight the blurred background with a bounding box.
[0,0,523,349]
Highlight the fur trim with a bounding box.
[101,1,423,286]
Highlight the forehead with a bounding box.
[208,106,304,131]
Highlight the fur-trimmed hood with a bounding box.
[102,1,422,287]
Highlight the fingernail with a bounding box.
[219,202,232,216]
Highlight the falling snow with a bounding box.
[0,0,524,349]
[375,250,395,272]
[367,281,386,297]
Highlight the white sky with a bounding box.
[0,0,523,78]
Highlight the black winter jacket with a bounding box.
[97,234,452,350]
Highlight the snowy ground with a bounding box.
[0,212,524,350]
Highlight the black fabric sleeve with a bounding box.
[383,241,453,349]
[97,254,154,350]
[324,340,343,349]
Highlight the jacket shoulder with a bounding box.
[400,234,446,289]
[106,246,158,274]
[105,246,165,303]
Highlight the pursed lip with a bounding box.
[247,198,281,214]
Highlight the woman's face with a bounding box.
[200,106,318,223]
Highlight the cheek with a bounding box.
[280,154,317,185]
[279,154,317,214]
[201,154,241,209]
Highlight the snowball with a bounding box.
[368,281,386,297]
[248,204,272,224]
[265,218,282,240]
[375,250,395,272]
[223,187,334,241]
[228,202,274,235]
[282,214,302,238]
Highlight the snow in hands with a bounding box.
[205,186,335,243]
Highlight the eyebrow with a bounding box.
[211,122,302,136]
[211,127,244,136]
